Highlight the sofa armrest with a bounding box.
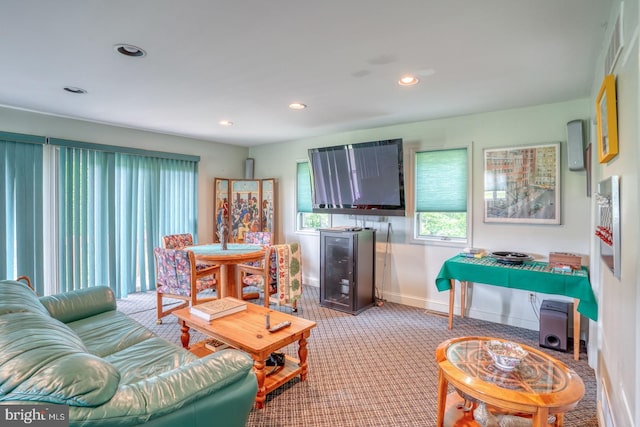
[39,286,117,323]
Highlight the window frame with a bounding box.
[410,144,472,247]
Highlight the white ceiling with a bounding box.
[1,0,612,147]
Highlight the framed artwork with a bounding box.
[213,178,229,242]
[483,142,560,224]
[596,74,619,163]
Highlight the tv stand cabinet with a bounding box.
[319,228,375,314]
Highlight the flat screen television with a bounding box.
[308,138,405,216]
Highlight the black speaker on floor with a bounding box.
[539,300,572,352]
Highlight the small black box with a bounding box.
[539,300,572,352]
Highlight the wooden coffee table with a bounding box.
[172,298,316,409]
[435,336,585,427]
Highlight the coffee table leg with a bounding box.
[254,358,266,409]
[436,369,448,427]
[299,336,309,381]
[180,322,191,349]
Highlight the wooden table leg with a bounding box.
[180,322,191,349]
[299,335,309,381]
[532,407,550,427]
[436,369,448,427]
[573,299,580,361]
[460,281,466,318]
[218,265,240,299]
[448,279,455,330]
[219,265,229,298]
[253,358,266,409]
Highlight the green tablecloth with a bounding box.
[435,255,598,321]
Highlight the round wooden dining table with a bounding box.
[187,243,266,298]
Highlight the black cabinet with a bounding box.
[319,228,375,314]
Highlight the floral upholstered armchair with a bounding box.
[153,247,219,324]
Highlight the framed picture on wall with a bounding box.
[483,142,560,224]
[213,178,229,242]
[596,74,619,163]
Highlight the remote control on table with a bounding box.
[268,321,291,333]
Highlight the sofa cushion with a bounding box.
[67,310,156,358]
[39,286,117,324]
[0,280,50,317]
[104,337,199,385]
[0,311,120,406]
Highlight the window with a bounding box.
[414,148,469,244]
[1,132,199,297]
[296,161,330,231]
[56,142,198,297]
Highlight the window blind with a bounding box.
[297,161,313,213]
[415,148,467,212]
[0,132,45,292]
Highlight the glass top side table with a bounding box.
[435,336,585,427]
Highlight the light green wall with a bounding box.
[250,99,592,333]
[0,106,249,243]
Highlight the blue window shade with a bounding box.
[297,161,313,213]
[58,146,198,297]
[0,132,45,293]
[415,148,468,212]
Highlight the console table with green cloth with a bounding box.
[435,255,598,360]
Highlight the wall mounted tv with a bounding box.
[308,138,405,216]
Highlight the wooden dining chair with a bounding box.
[239,231,273,300]
[153,247,220,324]
[238,242,302,312]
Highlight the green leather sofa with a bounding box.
[0,280,257,426]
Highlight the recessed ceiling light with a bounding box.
[63,86,87,94]
[289,103,307,110]
[398,75,419,86]
[114,44,147,57]
[219,120,233,126]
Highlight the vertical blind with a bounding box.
[0,133,45,292]
[415,148,468,212]
[296,161,313,213]
[57,145,198,297]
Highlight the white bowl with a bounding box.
[485,340,528,371]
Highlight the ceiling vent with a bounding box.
[604,3,623,74]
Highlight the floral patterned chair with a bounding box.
[238,242,302,312]
[153,247,219,324]
[162,233,195,249]
[163,232,217,273]
[240,232,272,300]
